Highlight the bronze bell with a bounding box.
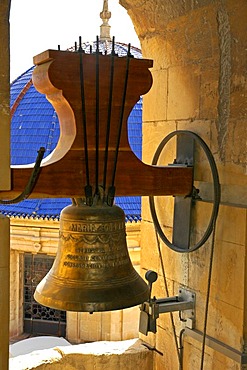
[34,201,149,312]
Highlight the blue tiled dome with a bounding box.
[0,43,143,222]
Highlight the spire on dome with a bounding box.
[100,0,111,41]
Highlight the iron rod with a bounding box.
[95,36,100,196]
[108,43,132,205]
[103,37,115,192]
[185,328,247,364]
[79,43,92,205]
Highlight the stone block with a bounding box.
[191,289,243,352]
[216,205,246,246]
[177,119,212,139]
[224,119,247,167]
[141,196,151,223]
[209,300,243,351]
[141,36,170,69]
[68,307,141,343]
[122,306,140,340]
[167,65,200,121]
[206,345,242,370]
[227,1,247,121]
[159,244,189,286]
[165,5,218,66]
[199,61,219,120]
[183,335,243,369]
[182,339,213,370]
[155,325,180,370]
[140,220,161,273]
[142,120,176,164]
[9,339,153,370]
[100,311,111,341]
[143,68,168,123]
[76,312,104,343]
[188,237,215,295]
[142,194,175,227]
[66,312,79,343]
[139,331,157,350]
[109,310,123,341]
[189,201,242,249]
[210,240,244,310]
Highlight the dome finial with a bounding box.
[100,0,111,41]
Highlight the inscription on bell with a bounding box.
[63,251,129,269]
[61,219,129,270]
[67,221,124,232]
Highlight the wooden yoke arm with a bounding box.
[0,49,193,199]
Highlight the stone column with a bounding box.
[0,215,10,370]
[0,4,16,368]
[0,0,11,190]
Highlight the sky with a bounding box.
[10,0,140,81]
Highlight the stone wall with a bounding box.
[120,0,247,369]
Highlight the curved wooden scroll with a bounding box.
[1,49,193,199]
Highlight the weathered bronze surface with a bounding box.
[34,201,149,312]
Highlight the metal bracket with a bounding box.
[171,133,195,250]
[184,328,247,365]
[149,130,220,253]
[139,271,196,335]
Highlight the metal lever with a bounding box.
[139,270,196,335]
[145,270,158,300]
[0,147,45,205]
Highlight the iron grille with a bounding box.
[24,253,66,336]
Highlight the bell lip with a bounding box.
[34,276,149,312]
[34,289,149,312]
